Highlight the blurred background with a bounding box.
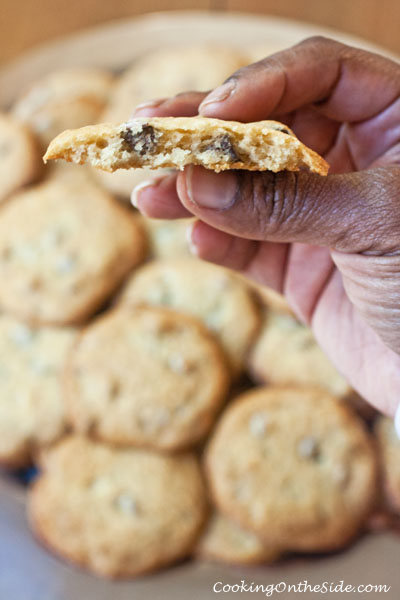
[1,0,400,63]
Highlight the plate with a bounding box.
[0,11,399,599]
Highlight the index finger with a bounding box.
[199,36,400,123]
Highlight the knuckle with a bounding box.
[297,35,341,51]
[240,171,302,236]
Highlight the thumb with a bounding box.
[177,166,400,254]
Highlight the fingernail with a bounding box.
[394,404,400,439]
[185,166,237,210]
[199,80,236,110]
[133,98,167,114]
[185,221,199,256]
[131,180,155,208]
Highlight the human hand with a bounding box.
[132,37,400,425]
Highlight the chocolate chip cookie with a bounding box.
[205,386,377,552]
[65,306,229,450]
[13,68,114,148]
[0,177,146,325]
[44,116,329,175]
[29,435,207,577]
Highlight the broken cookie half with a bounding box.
[44,116,329,175]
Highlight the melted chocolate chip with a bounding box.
[274,126,292,135]
[205,134,239,162]
[121,124,159,156]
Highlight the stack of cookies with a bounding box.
[0,43,387,579]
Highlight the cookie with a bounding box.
[44,116,329,175]
[0,177,146,325]
[119,258,260,375]
[374,417,400,513]
[140,217,194,259]
[65,306,229,450]
[13,68,114,148]
[29,435,206,577]
[205,386,377,552]
[195,512,280,566]
[0,112,42,205]
[96,45,247,199]
[0,314,76,468]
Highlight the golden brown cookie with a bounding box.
[44,116,329,175]
[375,416,400,513]
[205,386,377,552]
[65,306,229,450]
[0,112,42,205]
[29,435,206,577]
[195,512,280,566]
[0,314,76,468]
[0,177,146,325]
[119,258,260,375]
[12,68,114,148]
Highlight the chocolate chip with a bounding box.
[55,254,76,274]
[274,126,292,135]
[248,412,270,437]
[121,124,159,156]
[107,379,121,402]
[205,134,239,162]
[167,354,194,374]
[297,436,320,460]
[114,493,138,515]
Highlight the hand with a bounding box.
[132,36,400,424]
